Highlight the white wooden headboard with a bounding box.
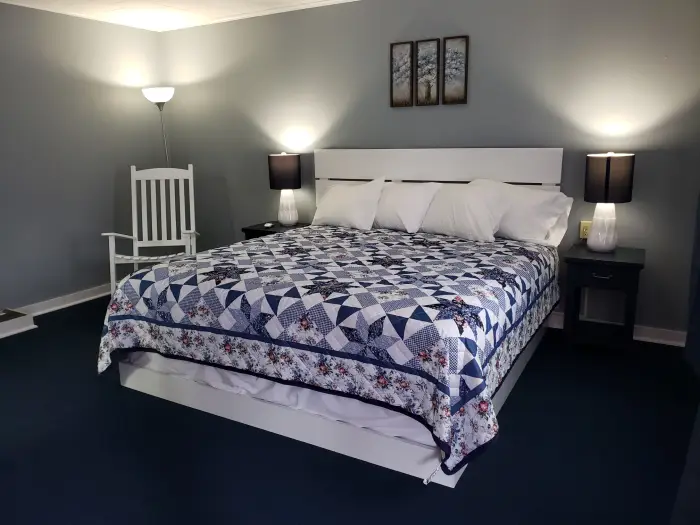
[314,148,564,204]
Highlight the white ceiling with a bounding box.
[2,0,359,31]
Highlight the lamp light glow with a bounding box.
[280,127,314,151]
[142,87,175,104]
[102,9,203,32]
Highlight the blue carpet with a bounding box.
[0,298,697,524]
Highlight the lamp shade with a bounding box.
[142,87,175,104]
[269,153,301,190]
[585,152,635,203]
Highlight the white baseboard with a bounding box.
[2,284,110,339]
[18,284,111,317]
[547,311,686,347]
[0,311,38,339]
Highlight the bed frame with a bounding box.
[119,148,564,489]
[314,148,563,202]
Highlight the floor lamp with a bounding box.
[142,87,175,167]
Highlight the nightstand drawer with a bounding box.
[564,245,644,345]
[568,264,636,290]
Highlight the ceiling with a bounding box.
[2,0,359,31]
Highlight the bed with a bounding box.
[98,148,564,488]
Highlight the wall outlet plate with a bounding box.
[580,220,592,240]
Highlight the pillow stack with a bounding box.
[421,182,508,242]
[373,182,442,233]
[312,178,385,230]
[313,179,441,233]
[468,179,573,246]
[312,178,573,246]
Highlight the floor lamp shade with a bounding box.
[142,87,175,167]
[142,87,175,104]
[584,153,635,252]
[269,153,301,226]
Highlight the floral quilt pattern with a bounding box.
[99,226,558,474]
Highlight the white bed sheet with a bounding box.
[125,351,436,448]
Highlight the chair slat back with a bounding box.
[130,165,195,247]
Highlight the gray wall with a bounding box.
[2,0,698,332]
[161,0,700,331]
[0,4,165,308]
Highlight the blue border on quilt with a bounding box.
[476,274,555,370]
[451,282,557,414]
[109,275,557,409]
[107,314,453,396]
[109,296,557,477]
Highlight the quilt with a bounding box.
[99,226,559,474]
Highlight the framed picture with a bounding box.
[415,39,440,106]
[390,41,414,107]
[442,36,469,104]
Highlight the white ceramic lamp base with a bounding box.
[278,189,298,226]
[587,202,618,252]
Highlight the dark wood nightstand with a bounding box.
[241,221,311,240]
[564,245,645,345]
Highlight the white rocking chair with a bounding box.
[103,165,199,294]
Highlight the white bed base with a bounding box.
[119,323,546,489]
[119,148,562,488]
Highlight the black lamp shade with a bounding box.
[585,153,635,203]
[269,154,301,190]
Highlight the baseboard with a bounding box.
[547,312,686,347]
[18,284,111,317]
[0,310,38,339]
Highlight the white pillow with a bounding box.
[420,183,508,241]
[312,178,385,230]
[470,179,573,246]
[373,182,442,233]
[544,199,573,246]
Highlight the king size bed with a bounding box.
[98,148,565,488]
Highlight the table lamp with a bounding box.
[269,153,301,226]
[585,152,635,252]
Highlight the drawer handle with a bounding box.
[592,272,613,280]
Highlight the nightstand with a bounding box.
[563,245,645,345]
[241,221,311,240]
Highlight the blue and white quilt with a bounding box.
[99,226,558,474]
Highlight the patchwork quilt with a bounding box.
[99,226,559,474]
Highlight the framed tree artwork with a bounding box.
[415,39,440,106]
[442,36,469,104]
[390,41,414,107]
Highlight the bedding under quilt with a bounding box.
[99,226,558,474]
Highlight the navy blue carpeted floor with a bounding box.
[1,298,697,524]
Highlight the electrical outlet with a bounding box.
[580,220,592,240]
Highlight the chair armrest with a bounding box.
[101,232,137,240]
[182,229,200,237]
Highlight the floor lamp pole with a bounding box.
[156,102,170,168]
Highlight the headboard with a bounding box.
[314,148,564,204]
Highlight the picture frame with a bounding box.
[390,41,414,107]
[415,39,440,106]
[442,36,469,105]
